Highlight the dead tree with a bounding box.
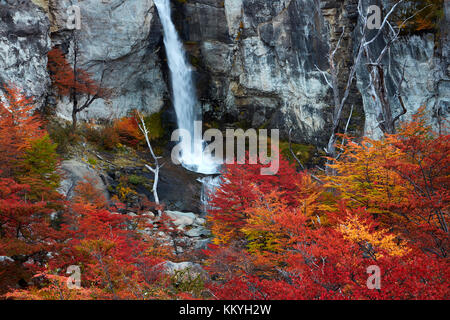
[137,112,163,216]
[315,27,359,167]
[358,0,432,134]
[315,0,417,174]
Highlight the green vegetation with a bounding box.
[47,120,80,155]
[279,141,321,168]
[143,111,164,141]
[20,134,60,193]
[170,269,206,297]
[128,174,148,186]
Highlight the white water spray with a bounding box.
[198,175,222,215]
[154,0,218,174]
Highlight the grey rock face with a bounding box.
[173,0,448,145]
[356,0,450,139]
[48,0,167,119]
[357,34,449,138]
[176,0,332,145]
[0,0,51,108]
[0,0,447,147]
[58,159,109,200]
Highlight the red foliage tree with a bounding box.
[208,154,302,245]
[0,176,64,294]
[45,180,169,299]
[383,108,449,258]
[47,47,110,129]
[204,110,449,300]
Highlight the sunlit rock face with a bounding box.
[48,0,167,120]
[0,0,51,108]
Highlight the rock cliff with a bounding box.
[0,0,448,146]
[0,0,51,108]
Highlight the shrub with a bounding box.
[128,174,148,185]
[47,121,80,154]
[114,111,164,148]
[19,134,60,192]
[83,123,120,151]
[114,116,143,147]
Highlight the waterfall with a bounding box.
[198,175,222,216]
[154,0,218,175]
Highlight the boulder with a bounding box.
[58,159,109,200]
[164,211,197,227]
[163,261,207,280]
[185,227,211,238]
[194,238,211,250]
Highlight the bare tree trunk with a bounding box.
[314,0,411,174]
[70,31,110,130]
[361,0,429,135]
[137,112,163,215]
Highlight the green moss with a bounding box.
[190,55,201,68]
[233,119,252,131]
[87,157,97,166]
[279,141,317,167]
[143,112,164,141]
[128,174,148,186]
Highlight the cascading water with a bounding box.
[198,175,222,215]
[154,0,218,175]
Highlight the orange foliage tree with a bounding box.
[326,107,449,258]
[204,108,449,300]
[0,86,44,177]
